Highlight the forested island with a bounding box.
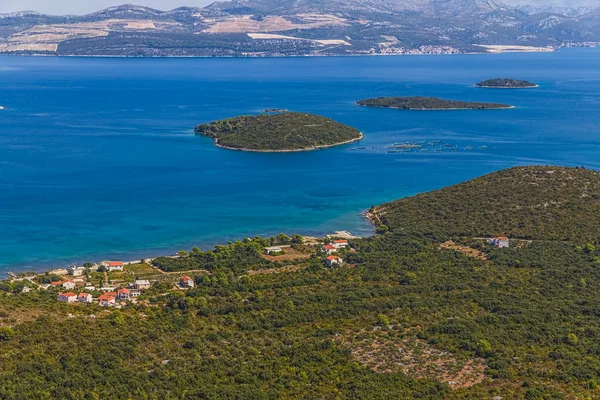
[1,166,600,398]
[194,112,362,152]
[475,78,538,88]
[356,96,513,110]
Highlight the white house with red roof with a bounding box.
[322,244,336,255]
[99,292,117,306]
[180,276,194,288]
[77,293,93,303]
[325,256,343,267]
[117,288,131,300]
[57,292,77,303]
[105,261,124,272]
[332,240,349,249]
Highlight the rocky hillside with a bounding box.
[0,1,599,56]
[378,166,600,241]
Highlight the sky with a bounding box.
[0,0,213,15]
[0,0,596,15]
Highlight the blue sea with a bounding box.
[1,49,600,273]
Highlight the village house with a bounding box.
[52,280,76,290]
[264,246,290,255]
[106,261,124,272]
[68,264,85,277]
[325,256,343,267]
[332,240,349,249]
[57,292,77,303]
[322,244,336,255]
[117,288,131,301]
[78,293,93,303]
[491,237,510,248]
[62,281,76,290]
[180,276,194,288]
[134,280,151,290]
[129,289,141,298]
[98,292,117,307]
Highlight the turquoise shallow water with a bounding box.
[1,49,599,272]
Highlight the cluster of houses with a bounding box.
[57,279,152,307]
[322,240,349,266]
[322,239,349,255]
[56,274,197,306]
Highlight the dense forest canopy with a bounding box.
[194,112,362,151]
[356,96,512,110]
[378,166,600,242]
[475,78,538,88]
[1,166,600,399]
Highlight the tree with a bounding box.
[291,234,303,244]
[178,250,189,258]
[377,314,390,326]
[376,224,389,234]
[276,234,291,244]
[0,326,14,341]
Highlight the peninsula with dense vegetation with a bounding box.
[1,166,600,399]
[194,112,362,152]
[475,78,538,88]
[356,96,513,110]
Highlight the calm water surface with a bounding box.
[1,49,599,272]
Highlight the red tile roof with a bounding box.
[327,256,339,260]
[181,276,192,281]
[60,292,77,298]
[99,293,116,301]
[334,240,348,243]
[496,236,508,241]
[323,245,336,250]
[51,281,63,285]
[118,288,130,294]
[78,293,90,298]
[108,261,124,267]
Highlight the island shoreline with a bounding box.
[355,103,516,111]
[209,132,364,153]
[474,85,539,89]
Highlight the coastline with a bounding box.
[0,46,562,59]
[209,132,364,153]
[3,213,377,278]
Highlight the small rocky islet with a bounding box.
[356,96,513,110]
[475,78,538,88]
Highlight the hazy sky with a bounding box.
[0,0,213,15]
[0,0,596,15]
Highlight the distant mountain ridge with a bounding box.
[0,0,598,57]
